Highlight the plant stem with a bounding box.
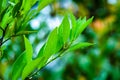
[28,41,72,78]
[28,48,67,78]
[1,34,23,45]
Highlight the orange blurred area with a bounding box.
[0,61,8,78]
[91,15,115,37]
[78,75,86,80]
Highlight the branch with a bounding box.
[28,48,67,78]
[0,27,4,32]
[1,34,23,45]
[0,24,9,46]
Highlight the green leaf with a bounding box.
[79,16,93,34]
[22,0,31,14]
[21,0,37,14]
[20,9,38,30]
[69,13,76,41]
[54,36,64,53]
[1,11,12,29]
[75,16,94,39]
[0,46,6,59]
[24,36,33,62]
[16,31,37,35]
[0,0,3,13]
[68,42,93,51]
[22,57,42,80]
[37,44,48,69]
[12,51,27,80]
[37,28,59,69]
[31,0,37,6]
[24,9,38,22]
[37,57,46,69]
[74,17,86,39]
[36,28,59,70]
[38,0,54,11]
[1,0,7,10]
[58,15,70,44]
[21,0,36,15]
[43,27,58,57]
[4,23,14,39]
[37,44,45,58]
[12,0,23,17]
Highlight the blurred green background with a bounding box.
[0,0,120,80]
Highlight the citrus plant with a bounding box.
[0,0,93,80]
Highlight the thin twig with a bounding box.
[0,27,4,32]
[0,26,5,46]
[0,24,10,46]
[29,48,66,78]
[1,34,23,45]
[28,42,72,78]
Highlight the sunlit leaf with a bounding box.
[58,15,70,44]
[24,36,33,62]
[23,0,31,14]
[37,44,48,69]
[74,17,86,39]
[24,9,38,22]
[69,13,76,42]
[0,8,7,22]
[68,42,93,51]
[38,0,54,11]
[37,58,46,70]
[35,28,59,70]
[75,16,94,39]
[37,44,45,58]
[16,31,37,35]
[78,16,93,34]
[54,36,64,53]
[20,9,38,30]
[1,0,7,9]
[22,57,42,80]
[12,51,27,80]
[4,23,14,39]
[1,11,12,29]
[44,27,58,57]
[21,0,37,14]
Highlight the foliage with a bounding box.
[0,0,93,80]
[42,0,120,80]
